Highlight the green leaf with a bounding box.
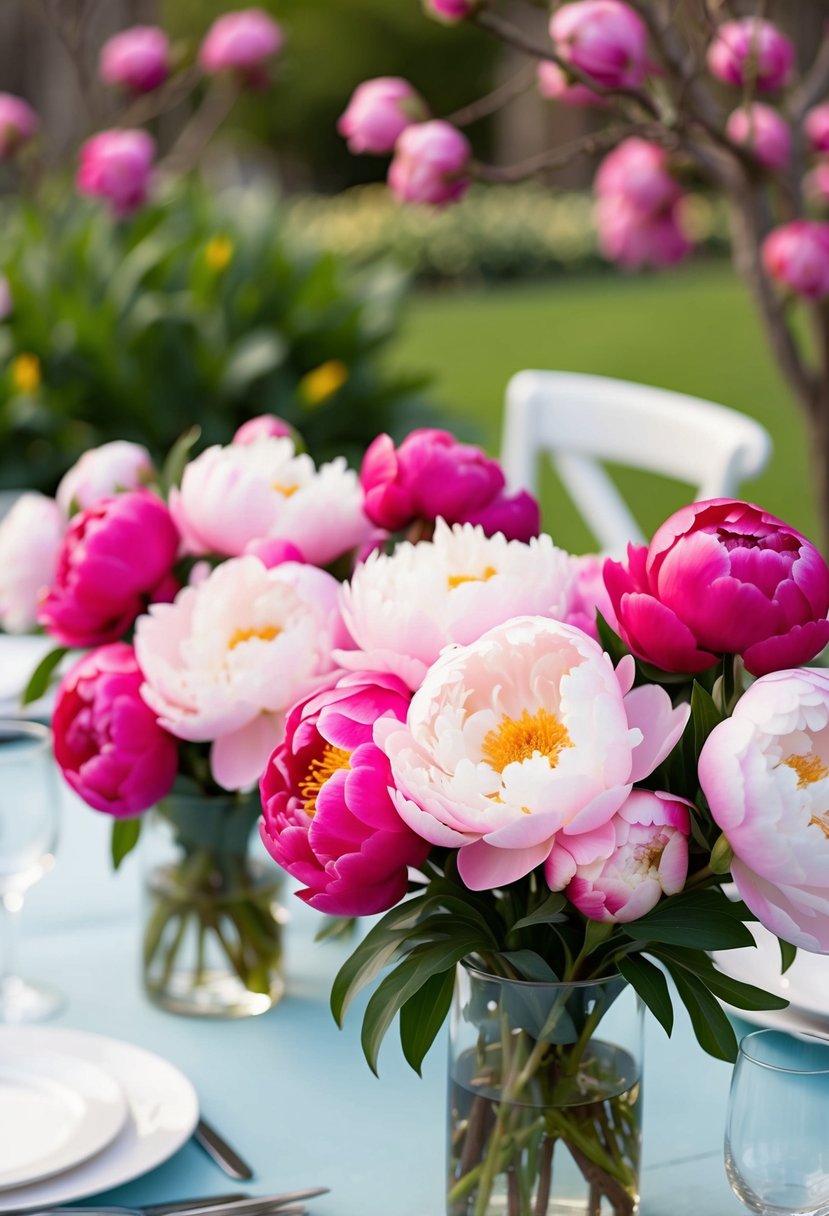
[399,966,455,1075]
[111,817,142,870]
[361,931,487,1074]
[595,611,629,666]
[652,946,788,1011]
[617,954,674,1037]
[499,950,560,982]
[661,961,738,1062]
[690,681,725,763]
[315,916,357,943]
[161,425,201,494]
[330,895,427,1027]
[625,891,754,951]
[780,938,797,975]
[511,891,567,931]
[221,329,287,394]
[21,646,68,706]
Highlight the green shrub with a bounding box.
[0,180,432,492]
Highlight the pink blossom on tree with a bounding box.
[338,78,429,156]
[99,25,170,94]
[726,104,791,172]
[388,120,472,206]
[706,18,794,92]
[0,93,38,159]
[76,129,155,219]
[549,0,650,91]
[199,8,284,87]
[762,220,829,302]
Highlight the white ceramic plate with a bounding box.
[0,1027,199,1212]
[0,1048,128,1190]
[713,920,829,1039]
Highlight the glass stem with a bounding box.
[1,890,24,989]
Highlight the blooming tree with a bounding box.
[339,1,829,539]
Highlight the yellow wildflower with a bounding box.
[11,353,41,394]
[298,359,348,408]
[205,235,234,272]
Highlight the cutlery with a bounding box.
[193,1117,254,1181]
[30,1190,330,1216]
[144,1199,246,1216]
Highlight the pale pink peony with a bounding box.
[537,61,605,108]
[377,615,690,891]
[135,556,349,791]
[567,789,691,922]
[56,440,155,516]
[0,94,38,159]
[596,196,691,269]
[604,499,829,677]
[550,0,649,91]
[805,103,829,154]
[762,221,829,301]
[595,138,681,216]
[423,0,478,23]
[707,18,794,92]
[338,77,429,156]
[53,643,178,818]
[170,436,372,567]
[76,129,155,219]
[233,414,296,444]
[99,25,170,94]
[565,552,618,642]
[259,671,429,915]
[199,8,283,87]
[726,104,791,171]
[0,493,65,633]
[388,121,472,207]
[39,490,179,649]
[337,519,576,689]
[698,668,829,953]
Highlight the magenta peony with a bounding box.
[53,643,178,817]
[762,220,829,301]
[76,129,155,219]
[707,18,793,92]
[39,490,180,648]
[233,414,297,444]
[0,93,38,159]
[388,120,472,207]
[99,25,170,94]
[604,498,829,677]
[338,77,429,156]
[259,671,429,915]
[726,103,791,171]
[805,102,829,154]
[199,8,283,86]
[423,0,479,24]
[549,0,649,91]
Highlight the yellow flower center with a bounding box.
[782,752,828,787]
[810,815,829,841]
[298,745,351,815]
[447,565,497,590]
[271,482,299,497]
[205,235,233,272]
[299,359,348,408]
[228,624,281,649]
[11,353,40,394]
[482,708,572,774]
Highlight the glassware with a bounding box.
[142,790,286,1018]
[725,1028,829,1216]
[0,719,61,1022]
[447,963,644,1216]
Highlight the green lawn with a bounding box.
[395,261,814,555]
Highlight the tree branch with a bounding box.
[158,81,240,178]
[789,35,829,126]
[446,62,538,128]
[475,123,661,182]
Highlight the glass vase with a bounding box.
[142,790,286,1018]
[447,963,644,1216]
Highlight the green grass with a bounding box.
[394,261,815,555]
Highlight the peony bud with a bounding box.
[76,129,155,219]
[199,8,283,88]
[99,25,170,94]
[0,93,38,159]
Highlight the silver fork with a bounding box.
[27,1190,329,1216]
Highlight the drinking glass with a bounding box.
[0,719,62,1022]
[725,1028,829,1216]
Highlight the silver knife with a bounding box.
[193,1117,254,1182]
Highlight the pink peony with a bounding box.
[596,196,691,269]
[595,138,681,216]
[567,790,691,922]
[604,499,829,677]
[135,556,350,791]
[564,552,619,642]
[423,0,478,23]
[199,8,283,87]
[537,61,605,108]
[0,493,65,633]
[38,490,180,649]
[378,615,689,891]
[805,103,829,154]
[233,414,297,444]
[260,671,429,915]
[99,25,170,94]
[698,668,829,953]
[76,129,155,219]
[53,643,178,818]
[360,428,539,539]
[726,103,790,171]
[56,440,155,516]
[338,77,429,156]
[550,0,649,91]
[707,18,794,92]
[762,221,829,301]
[388,120,471,207]
[0,93,38,159]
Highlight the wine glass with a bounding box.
[0,719,62,1022]
[725,1028,829,1216]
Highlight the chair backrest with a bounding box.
[501,370,773,554]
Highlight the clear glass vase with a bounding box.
[142,791,286,1018]
[447,963,644,1216]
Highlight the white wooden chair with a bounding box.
[500,370,773,554]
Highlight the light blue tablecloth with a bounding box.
[21,787,746,1216]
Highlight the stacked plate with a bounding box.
[0,1026,199,1211]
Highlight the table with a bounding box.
[21,786,747,1216]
